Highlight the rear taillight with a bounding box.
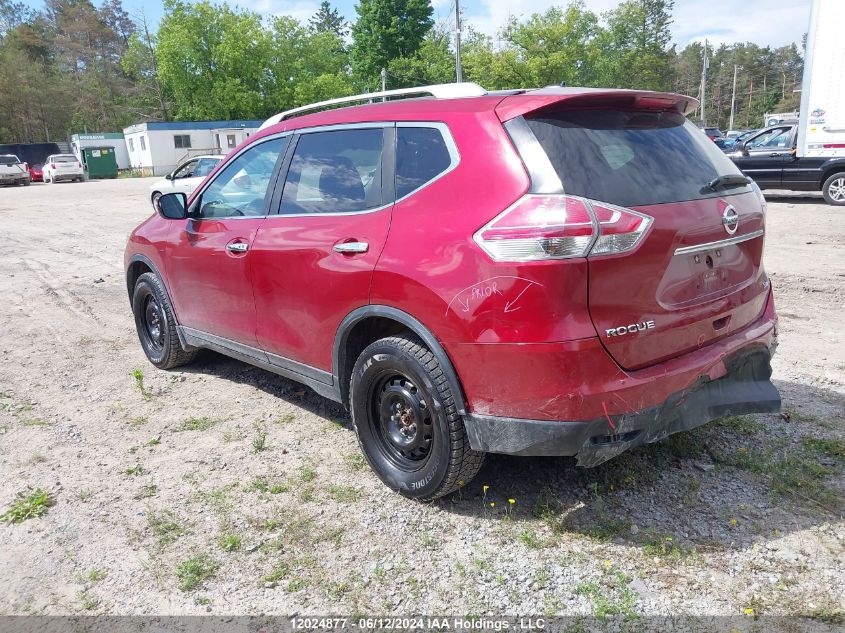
[50,163,56,170]
[473,194,652,262]
[78,162,82,168]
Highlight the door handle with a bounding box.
[333,241,369,254]
[226,242,249,253]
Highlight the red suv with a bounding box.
[125,84,780,500]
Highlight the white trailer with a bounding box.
[797,0,845,158]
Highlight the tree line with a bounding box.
[0,0,804,144]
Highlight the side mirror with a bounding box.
[734,141,748,155]
[166,172,175,180]
[156,192,188,219]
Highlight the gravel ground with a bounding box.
[0,180,842,623]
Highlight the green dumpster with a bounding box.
[81,146,118,179]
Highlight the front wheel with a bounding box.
[350,335,484,500]
[822,172,845,206]
[132,272,197,369]
[151,191,162,209]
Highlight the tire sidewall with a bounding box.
[351,343,452,499]
[132,275,171,367]
[823,172,845,206]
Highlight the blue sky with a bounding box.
[22,0,812,48]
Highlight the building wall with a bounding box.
[123,127,256,176]
[70,134,130,170]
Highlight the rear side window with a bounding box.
[280,129,384,215]
[524,110,749,207]
[396,126,452,198]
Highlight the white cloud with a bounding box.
[460,0,811,48]
[251,0,321,23]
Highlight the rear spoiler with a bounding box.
[495,88,699,122]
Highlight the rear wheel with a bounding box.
[132,272,197,369]
[822,172,845,206]
[350,335,484,500]
[151,191,162,208]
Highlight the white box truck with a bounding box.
[729,0,845,205]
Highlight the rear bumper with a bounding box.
[464,349,780,466]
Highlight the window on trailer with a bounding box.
[174,135,191,149]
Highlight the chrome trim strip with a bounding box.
[673,229,764,256]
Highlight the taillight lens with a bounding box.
[474,194,652,261]
[50,163,56,170]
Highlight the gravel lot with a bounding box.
[0,179,843,622]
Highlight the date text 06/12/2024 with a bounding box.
[289,617,547,631]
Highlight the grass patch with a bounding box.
[178,417,217,432]
[2,488,53,523]
[518,528,545,549]
[327,485,362,502]
[343,452,367,472]
[218,533,242,552]
[575,570,637,620]
[638,530,692,560]
[147,509,187,546]
[126,416,148,427]
[123,464,143,476]
[80,569,107,584]
[22,418,49,427]
[262,562,291,587]
[176,554,218,591]
[133,484,158,500]
[298,466,317,482]
[252,425,268,453]
[274,413,296,425]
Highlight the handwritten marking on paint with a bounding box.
[446,276,543,316]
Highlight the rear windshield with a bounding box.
[0,155,20,165]
[53,155,77,163]
[525,110,750,207]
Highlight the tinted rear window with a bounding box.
[0,155,20,165]
[396,127,452,198]
[525,110,749,207]
[53,155,77,163]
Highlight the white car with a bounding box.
[149,155,222,207]
[43,154,84,183]
[0,155,30,186]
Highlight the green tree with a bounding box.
[387,25,454,87]
[595,0,675,91]
[156,0,272,119]
[350,0,433,87]
[502,3,601,87]
[309,1,346,38]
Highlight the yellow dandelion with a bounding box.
[490,502,495,508]
[744,608,755,616]
[730,518,738,527]
[603,559,612,567]
[508,498,515,505]
[483,485,489,493]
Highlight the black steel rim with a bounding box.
[369,372,434,470]
[142,293,165,352]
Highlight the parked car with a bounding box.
[0,154,30,186]
[126,84,780,499]
[149,155,223,207]
[722,129,757,151]
[43,154,84,183]
[28,163,43,182]
[728,123,845,205]
[703,127,725,141]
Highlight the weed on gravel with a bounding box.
[147,509,187,546]
[2,488,53,523]
[176,554,218,591]
[178,417,217,432]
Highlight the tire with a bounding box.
[45,173,52,184]
[151,191,162,209]
[350,335,484,500]
[822,171,845,206]
[132,272,197,369]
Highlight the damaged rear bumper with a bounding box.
[463,350,780,467]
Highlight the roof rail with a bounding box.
[258,82,487,130]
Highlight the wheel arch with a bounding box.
[819,163,845,189]
[333,305,468,415]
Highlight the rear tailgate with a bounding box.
[499,89,770,371]
[589,192,768,369]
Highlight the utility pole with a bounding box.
[729,64,742,131]
[381,67,386,100]
[699,39,709,126]
[455,0,463,83]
